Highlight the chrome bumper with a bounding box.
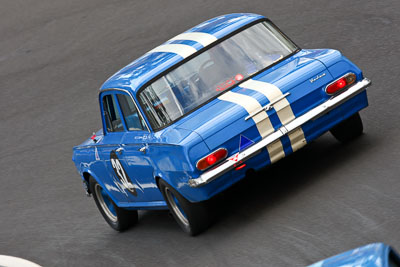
[188,78,371,188]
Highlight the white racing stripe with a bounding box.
[288,127,307,152]
[240,79,295,124]
[168,32,217,47]
[218,91,274,138]
[218,91,284,163]
[148,44,197,59]
[266,140,285,163]
[240,79,307,152]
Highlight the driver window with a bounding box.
[102,94,124,132]
[116,94,145,131]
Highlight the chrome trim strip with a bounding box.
[188,78,371,187]
[245,92,290,120]
[100,88,151,132]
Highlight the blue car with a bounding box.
[72,13,371,235]
[308,243,400,267]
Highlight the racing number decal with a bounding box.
[110,150,137,196]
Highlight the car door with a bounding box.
[96,92,130,204]
[115,93,164,203]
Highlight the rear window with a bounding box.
[139,21,297,130]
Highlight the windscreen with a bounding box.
[139,21,297,130]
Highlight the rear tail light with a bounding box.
[325,73,356,95]
[196,148,228,171]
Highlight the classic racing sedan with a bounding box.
[72,13,371,235]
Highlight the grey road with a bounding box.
[0,0,399,266]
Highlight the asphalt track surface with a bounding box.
[0,0,399,266]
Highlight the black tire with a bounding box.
[89,177,138,232]
[158,179,211,236]
[330,112,364,143]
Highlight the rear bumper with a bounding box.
[188,78,371,187]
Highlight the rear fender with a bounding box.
[304,49,363,80]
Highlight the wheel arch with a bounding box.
[82,171,92,194]
[155,175,162,189]
[154,173,180,196]
[79,168,111,201]
[153,172,197,203]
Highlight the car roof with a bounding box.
[100,13,265,94]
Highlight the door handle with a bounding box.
[116,147,124,154]
[139,146,147,154]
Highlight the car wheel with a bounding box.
[330,112,363,143]
[89,177,138,231]
[158,179,211,236]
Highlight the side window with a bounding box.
[102,94,124,132]
[117,94,145,131]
